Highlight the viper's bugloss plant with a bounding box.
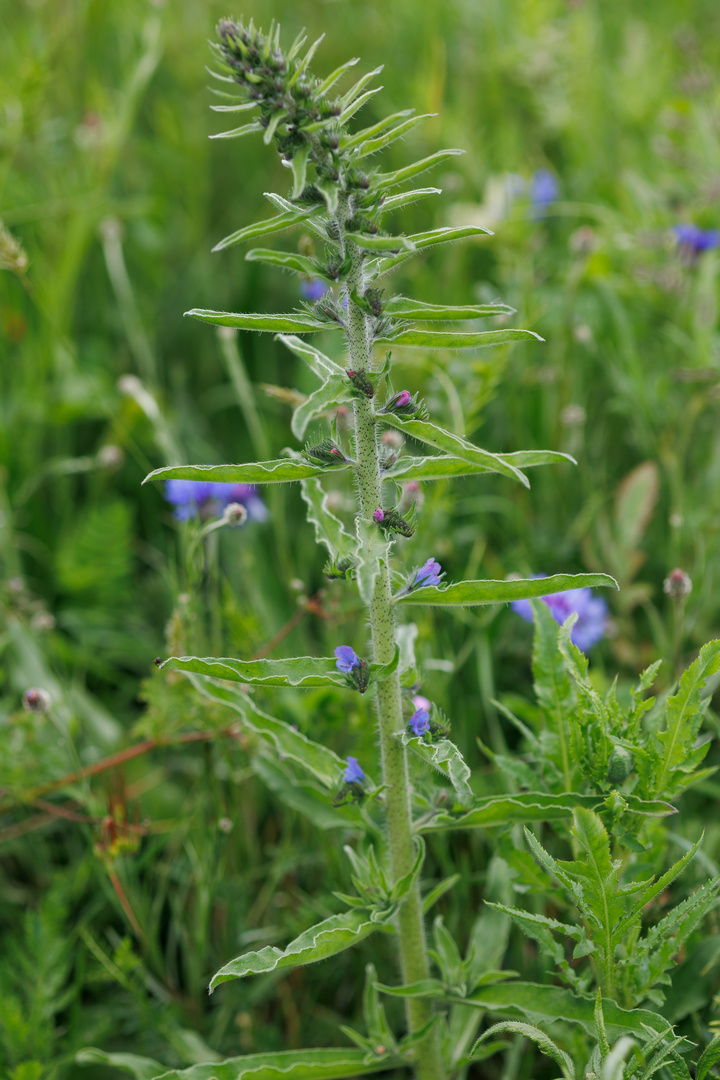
[133,18,720,1080]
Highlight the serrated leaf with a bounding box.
[143,460,348,487]
[376,328,544,348]
[380,415,529,486]
[633,875,720,998]
[471,1021,575,1080]
[651,640,720,798]
[291,375,353,439]
[79,1046,401,1080]
[210,909,385,990]
[185,309,333,333]
[213,208,315,255]
[301,477,355,560]
[385,450,575,483]
[398,572,618,607]
[697,1036,720,1080]
[184,673,346,788]
[459,981,669,1039]
[380,188,443,213]
[351,113,435,159]
[245,248,320,276]
[276,333,345,378]
[383,297,516,320]
[355,517,387,606]
[348,233,417,252]
[617,834,704,937]
[400,732,472,804]
[374,148,465,189]
[209,120,263,140]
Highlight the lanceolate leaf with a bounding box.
[209,120,263,140]
[471,1022,575,1080]
[291,376,353,439]
[276,334,345,378]
[142,460,349,487]
[341,109,414,151]
[379,415,530,486]
[351,113,436,159]
[375,328,544,349]
[185,309,333,333]
[374,148,465,189]
[212,207,320,252]
[397,573,619,607]
[77,1046,402,1079]
[400,732,472,804]
[245,248,321,276]
[372,226,492,274]
[385,450,575,483]
[380,188,443,213]
[210,910,387,990]
[383,296,516,320]
[160,654,357,689]
[348,233,417,252]
[184,673,346,788]
[697,1036,720,1080]
[301,477,355,559]
[416,791,674,833]
[457,980,669,1039]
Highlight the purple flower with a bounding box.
[531,169,559,211]
[164,480,268,523]
[412,694,431,711]
[373,508,385,523]
[511,575,608,652]
[408,709,430,737]
[300,278,329,301]
[672,224,720,256]
[415,557,442,588]
[392,391,412,407]
[334,646,360,673]
[342,756,365,784]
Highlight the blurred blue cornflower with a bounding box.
[342,756,365,784]
[511,575,608,652]
[300,278,329,301]
[671,224,720,257]
[530,169,559,215]
[408,708,430,737]
[414,557,443,588]
[334,646,360,673]
[164,480,268,523]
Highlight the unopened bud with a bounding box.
[23,687,51,713]
[346,367,375,398]
[663,568,691,598]
[373,508,385,523]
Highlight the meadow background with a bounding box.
[2,0,720,1076]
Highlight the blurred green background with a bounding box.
[2,0,720,1075]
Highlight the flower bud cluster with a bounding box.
[407,702,451,742]
[324,555,355,580]
[334,646,369,693]
[379,390,429,421]
[373,506,415,538]
[214,19,342,168]
[346,368,375,399]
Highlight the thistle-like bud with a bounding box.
[347,368,375,399]
[302,439,349,466]
[374,506,415,538]
[223,501,248,526]
[663,568,692,598]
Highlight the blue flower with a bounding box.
[415,557,443,588]
[511,575,608,652]
[531,169,559,210]
[300,278,329,301]
[408,709,430,737]
[672,224,720,256]
[342,756,365,784]
[164,480,267,522]
[334,646,360,673]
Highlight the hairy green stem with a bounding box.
[346,241,445,1080]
